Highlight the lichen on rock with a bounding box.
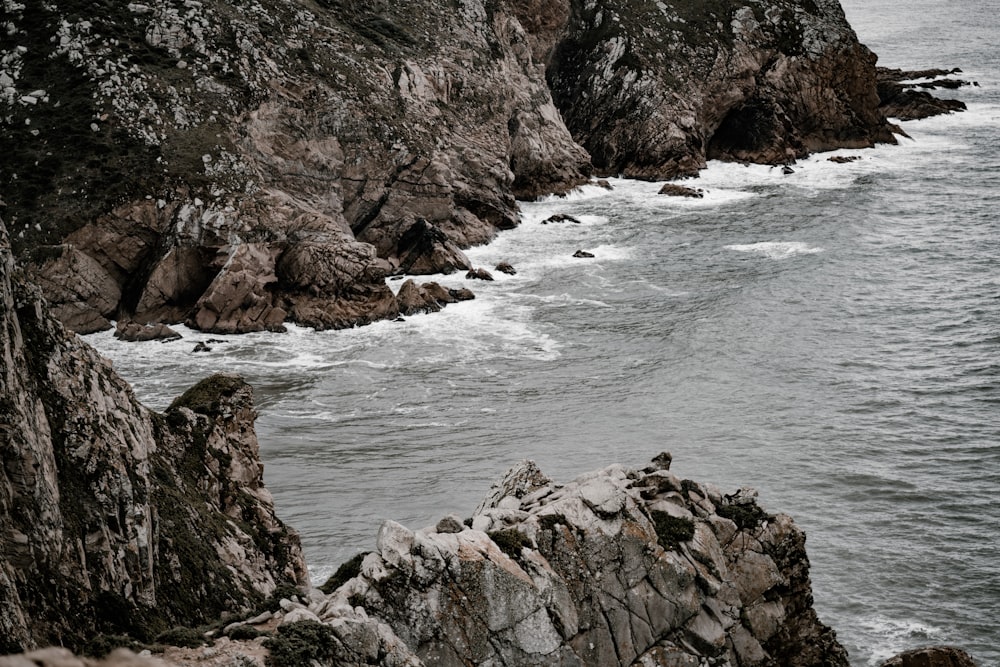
[0,218,306,653]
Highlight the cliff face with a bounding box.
[544,0,896,178]
[1,0,899,334]
[0,218,307,653]
[1,0,590,334]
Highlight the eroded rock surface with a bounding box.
[0,219,307,653]
[282,456,851,666]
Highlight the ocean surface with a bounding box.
[85,1,1000,664]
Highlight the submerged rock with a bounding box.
[465,267,495,281]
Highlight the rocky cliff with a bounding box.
[545,0,897,178]
[1,0,590,334]
[0,217,307,653]
[1,0,919,335]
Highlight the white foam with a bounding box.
[725,241,824,259]
[521,293,612,309]
[859,616,946,666]
[532,182,618,203]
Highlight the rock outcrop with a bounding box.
[544,0,897,178]
[876,68,971,120]
[0,218,307,653]
[222,455,848,667]
[2,0,965,334]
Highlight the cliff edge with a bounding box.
[0,218,307,653]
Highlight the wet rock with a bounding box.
[880,646,978,667]
[828,155,862,164]
[114,320,182,342]
[495,261,517,275]
[396,279,443,316]
[448,287,476,301]
[658,183,705,198]
[542,213,582,224]
[393,219,472,276]
[573,249,594,258]
[465,267,494,281]
[877,67,970,120]
[188,243,286,334]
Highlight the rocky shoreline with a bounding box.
[0,215,980,664]
[1,0,979,663]
[2,0,970,337]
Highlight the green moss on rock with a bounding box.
[168,374,248,415]
[650,510,695,550]
[717,501,773,531]
[319,552,368,595]
[265,620,340,667]
[488,528,532,560]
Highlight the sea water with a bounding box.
[85,1,1000,663]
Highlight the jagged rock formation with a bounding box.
[545,0,897,178]
[196,456,847,667]
[876,68,970,120]
[2,0,957,334]
[0,218,307,653]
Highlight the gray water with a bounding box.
[86,1,1000,663]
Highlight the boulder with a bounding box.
[573,249,594,258]
[659,184,705,198]
[495,262,517,275]
[113,320,183,342]
[396,280,444,316]
[542,213,582,224]
[393,219,472,275]
[880,646,978,667]
[189,243,286,334]
[465,267,494,281]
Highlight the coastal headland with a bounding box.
[0,0,977,664]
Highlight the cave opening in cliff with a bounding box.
[707,98,782,161]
